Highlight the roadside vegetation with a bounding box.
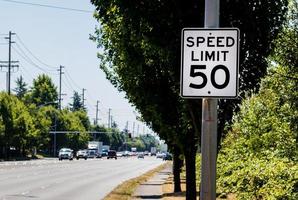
[197,2,298,199]
[0,74,159,160]
[91,0,290,199]
[104,162,169,200]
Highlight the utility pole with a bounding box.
[201,0,219,200]
[108,108,111,128]
[82,88,86,110]
[0,31,18,95]
[7,31,14,95]
[58,65,64,110]
[126,121,129,131]
[132,121,135,137]
[95,100,99,125]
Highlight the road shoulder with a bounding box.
[103,162,170,200]
[132,163,172,199]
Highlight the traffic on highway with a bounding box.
[0,155,165,200]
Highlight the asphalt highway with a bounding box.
[0,157,164,200]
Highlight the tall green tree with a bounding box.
[216,3,298,198]
[13,76,28,99]
[55,109,90,151]
[28,74,58,107]
[29,104,57,153]
[0,92,36,158]
[91,0,287,198]
[69,91,84,111]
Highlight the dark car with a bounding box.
[101,149,108,157]
[107,150,117,159]
[163,153,173,161]
[137,152,144,159]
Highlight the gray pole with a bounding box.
[201,0,219,200]
[58,66,64,110]
[108,108,111,128]
[82,88,86,110]
[95,100,99,125]
[133,122,135,137]
[54,115,57,157]
[8,31,12,95]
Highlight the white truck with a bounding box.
[150,147,157,156]
[88,141,103,158]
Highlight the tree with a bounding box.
[13,76,28,99]
[73,110,91,131]
[56,109,90,151]
[216,4,298,197]
[0,92,36,158]
[69,91,84,111]
[91,0,287,198]
[28,74,58,107]
[29,104,57,154]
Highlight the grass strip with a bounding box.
[103,162,169,200]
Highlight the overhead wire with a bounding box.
[12,45,56,74]
[18,65,35,82]
[0,0,93,13]
[62,79,75,94]
[64,73,81,91]
[15,34,57,71]
[64,69,81,89]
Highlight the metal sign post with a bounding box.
[180,0,239,199]
[201,0,219,199]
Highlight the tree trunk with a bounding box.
[184,132,197,200]
[173,146,183,192]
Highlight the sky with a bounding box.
[0,0,153,136]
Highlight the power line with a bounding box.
[12,45,54,74]
[15,34,56,71]
[64,73,81,91]
[18,65,34,81]
[0,0,93,13]
[64,69,81,89]
[62,79,74,93]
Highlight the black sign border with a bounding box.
[180,28,240,99]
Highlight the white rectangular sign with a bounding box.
[180,28,240,98]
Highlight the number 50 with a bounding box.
[189,65,230,89]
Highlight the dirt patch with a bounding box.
[162,175,188,200]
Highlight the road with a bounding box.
[0,157,164,200]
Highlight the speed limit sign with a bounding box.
[180,28,240,98]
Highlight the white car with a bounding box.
[76,149,88,160]
[156,152,165,159]
[58,148,74,160]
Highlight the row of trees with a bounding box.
[215,3,297,198]
[91,0,290,199]
[0,74,159,159]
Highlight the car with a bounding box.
[156,152,165,159]
[107,150,117,159]
[137,153,144,159]
[101,149,108,157]
[116,152,123,157]
[122,151,130,157]
[163,153,173,161]
[76,149,88,160]
[58,148,74,160]
[88,150,97,158]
